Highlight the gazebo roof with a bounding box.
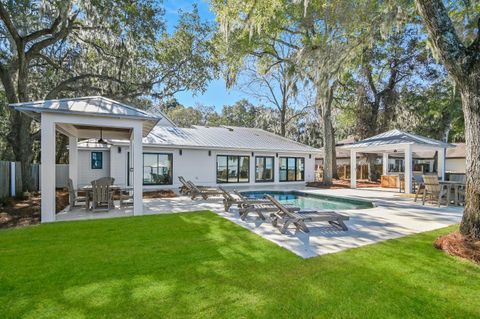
[10,96,163,137]
[340,129,454,151]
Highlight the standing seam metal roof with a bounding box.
[143,125,320,153]
[341,129,454,149]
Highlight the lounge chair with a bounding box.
[238,201,300,221]
[265,195,349,234]
[421,175,449,206]
[187,181,223,200]
[218,187,270,211]
[178,176,191,195]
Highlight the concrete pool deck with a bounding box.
[57,187,463,259]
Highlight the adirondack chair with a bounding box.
[90,178,114,211]
[187,181,223,200]
[67,178,88,211]
[421,175,449,207]
[413,175,425,202]
[218,187,270,211]
[120,188,134,207]
[265,195,349,234]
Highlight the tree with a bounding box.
[211,0,381,185]
[354,25,444,180]
[238,41,310,137]
[415,0,480,238]
[0,1,216,190]
[220,99,257,127]
[163,104,203,128]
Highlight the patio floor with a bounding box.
[56,187,463,258]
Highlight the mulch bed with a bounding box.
[434,231,480,264]
[0,191,69,229]
[307,179,381,189]
[0,189,176,229]
[142,190,177,199]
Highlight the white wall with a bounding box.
[446,158,466,173]
[77,149,111,186]
[106,145,316,190]
[110,146,129,186]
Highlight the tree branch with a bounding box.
[25,12,78,61]
[0,2,21,46]
[45,73,131,99]
[23,12,64,43]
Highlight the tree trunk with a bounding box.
[280,108,286,137]
[459,82,480,238]
[366,153,378,181]
[331,125,338,180]
[318,84,335,186]
[322,113,333,186]
[7,110,34,192]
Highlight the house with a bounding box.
[11,96,320,222]
[77,124,320,190]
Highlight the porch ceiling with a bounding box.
[57,123,132,140]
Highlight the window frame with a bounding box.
[143,152,173,185]
[255,156,275,183]
[91,151,103,170]
[216,155,250,183]
[279,156,305,182]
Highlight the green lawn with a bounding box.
[0,212,479,318]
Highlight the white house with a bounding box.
[77,124,320,190]
[11,96,320,221]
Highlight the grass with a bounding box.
[0,211,479,318]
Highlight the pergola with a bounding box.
[11,96,161,222]
[340,130,455,193]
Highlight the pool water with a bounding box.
[241,191,374,211]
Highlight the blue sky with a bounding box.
[163,0,248,110]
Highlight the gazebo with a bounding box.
[11,96,161,222]
[340,129,455,193]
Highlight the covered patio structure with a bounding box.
[341,130,455,193]
[11,96,161,222]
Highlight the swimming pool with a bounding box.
[240,191,374,211]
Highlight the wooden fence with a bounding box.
[0,161,41,198]
[315,164,383,182]
[0,161,9,198]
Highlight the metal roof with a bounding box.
[142,125,321,153]
[340,129,454,150]
[10,96,165,137]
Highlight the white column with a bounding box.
[40,114,56,222]
[68,136,78,188]
[404,144,413,194]
[350,150,357,189]
[438,148,446,181]
[382,152,389,175]
[132,123,143,216]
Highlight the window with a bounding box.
[217,155,249,183]
[279,157,304,182]
[91,152,103,169]
[255,156,274,182]
[143,153,173,185]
